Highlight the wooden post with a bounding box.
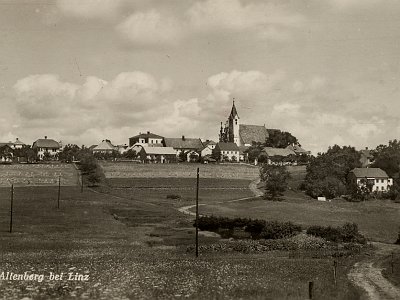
[196,167,199,258]
[392,252,394,274]
[308,281,313,299]
[333,259,337,285]
[81,173,83,193]
[9,184,13,233]
[57,176,61,209]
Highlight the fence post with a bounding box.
[57,176,61,209]
[9,184,13,233]
[195,167,199,258]
[308,281,313,299]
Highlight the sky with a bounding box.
[1,0,400,153]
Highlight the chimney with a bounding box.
[16,138,19,141]
[44,136,47,139]
[365,147,368,150]
[182,135,185,141]
[147,131,150,134]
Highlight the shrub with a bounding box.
[166,194,181,200]
[307,222,366,244]
[259,221,302,240]
[396,227,400,245]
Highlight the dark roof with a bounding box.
[216,142,239,151]
[202,140,217,147]
[130,132,164,140]
[229,101,239,119]
[93,140,116,151]
[0,142,13,147]
[164,137,203,150]
[239,145,249,155]
[239,124,269,145]
[351,168,389,178]
[33,138,60,149]
[263,147,296,157]
[286,144,309,154]
[14,138,25,145]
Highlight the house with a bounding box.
[200,140,217,157]
[359,147,374,168]
[129,131,164,147]
[92,139,117,154]
[349,168,393,192]
[164,136,203,162]
[219,100,277,147]
[32,136,61,160]
[261,147,297,165]
[0,144,14,163]
[133,145,177,163]
[213,142,240,162]
[286,144,310,155]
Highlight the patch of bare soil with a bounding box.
[348,242,400,299]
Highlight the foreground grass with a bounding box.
[0,185,362,299]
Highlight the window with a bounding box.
[235,119,238,125]
[382,179,384,183]
[381,186,385,191]
[375,179,379,184]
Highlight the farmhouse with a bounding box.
[286,144,310,155]
[349,167,393,192]
[92,140,117,154]
[32,136,61,160]
[133,145,177,163]
[164,136,203,162]
[129,131,164,147]
[200,140,217,157]
[219,101,278,147]
[213,142,240,162]
[261,147,297,165]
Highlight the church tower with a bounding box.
[228,99,240,146]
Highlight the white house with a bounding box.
[133,145,177,163]
[213,142,240,162]
[129,131,164,147]
[164,136,203,162]
[200,140,217,157]
[32,136,61,160]
[349,168,393,192]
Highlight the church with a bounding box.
[219,100,276,147]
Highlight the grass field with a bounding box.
[100,162,260,180]
[0,185,362,299]
[0,163,78,187]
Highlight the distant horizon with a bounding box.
[2,1,400,154]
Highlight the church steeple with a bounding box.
[229,98,239,119]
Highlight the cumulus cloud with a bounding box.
[56,0,126,20]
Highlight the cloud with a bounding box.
[56,0,126,20]
[328,0,382,9]
[116,10,185,46]
[187,0,304,39]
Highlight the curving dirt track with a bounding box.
[348,242,400,300]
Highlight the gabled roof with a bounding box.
[33,138,60,149]
[351,168,389,178]
[239,124,269,145]
[137,145,176,155]
[130,132,164,140]
[164,137,203,150]
[216,142,239,151]
[0,142,13,147]
[93,140,116,151]
[202,140,217,147]
[263,147,296,157]
[14,138,25,145]
[286,144,309,154]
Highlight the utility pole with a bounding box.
[196,167,199,258]
[57,176,61,209]
[10,184,13,233]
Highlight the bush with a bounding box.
[307,222,366,244]
[396,227,400,245]
[259,221,302,240]
[166,194,181,200]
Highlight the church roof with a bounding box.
[239,124,269,145]
[229,101,239,119]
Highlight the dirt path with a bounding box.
[348,242,400,300]
[177,177,262,216]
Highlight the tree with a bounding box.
[260,164,290,200]
[123,149,137,159]
[59,144,81,163]
[303,145,361,199]
[371,140,400,178]
[178,150,188,162]
[244,142,264,163]
[265,130,299,148]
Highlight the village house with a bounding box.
[32,136,61,160]
[164,136,203,162]
[200,140,217,157]
[349,168,393,192]
[133,145,177,163]
[129,131,164,147]
[261,147,297,165]
[213,142,240,162]
[92,139,117,154]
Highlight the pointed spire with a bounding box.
[229,98,239,119]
